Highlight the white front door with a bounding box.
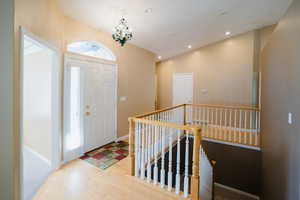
[173,73,193,105]
[83,62,117,152]
[64,55,117,159]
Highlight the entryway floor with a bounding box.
[33,157,188,200]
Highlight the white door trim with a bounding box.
[19,27,62,200]
[172,73,194,106]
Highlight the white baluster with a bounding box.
[199,106,201,125]
[239,110,242,143]
[244,110,247,144]
[220,109,223,140]
[229,109,232,142]
[215,108,218,139]
[208,108,212,138]
[151,115,157,159]
[145,118,148,169]
[250,111,253,145]
[258,110,261,133]
[141,123,145,180]
[160,127,166,188]
[183,131,190,198]
[154,124,159,184]
[234,109,237,142]
[189,106,192,124]
[204,107,207,137]
[225,109,227,141]
[206,107,209,137]
[168,128,173,192]
[194,106,197,125]
[202,107,205,137]
[255,111,258,146]
[135,122,139,177]
[182,106,185,125]
[211,108,214,138]
[147,121,152,183]
[175,129,181,194]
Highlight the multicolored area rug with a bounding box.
[80,141,129,170]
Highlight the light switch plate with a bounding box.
[120,96,127,102]
[201,89,208,94]
[288,112,292,124]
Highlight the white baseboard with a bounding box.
[115,134,129,142]
[214,183,260,200]
[24,145,51,166]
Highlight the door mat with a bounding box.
[80,141,129,170]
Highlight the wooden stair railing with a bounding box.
[128,104,260,200]
[129,117,202,199]
[185,104,261,148]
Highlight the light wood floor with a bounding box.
[33,157,188,200]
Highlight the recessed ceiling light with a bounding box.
[158,56,162,59]
[219,10,228,16]
[225,31,231,36]
[188,45,192,49]
[145,8,153,13]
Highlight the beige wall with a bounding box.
[261,0,300,199]
[156,28,274,109]
[15,0,156,139]
[157,31,256,108]
[0,0,15,199]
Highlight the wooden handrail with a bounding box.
[134,104,185,118]
[135,103,259,120]
[130,117,201,133]
[186,103,260,111]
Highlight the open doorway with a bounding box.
[20,28,61,200]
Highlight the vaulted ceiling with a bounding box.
[58,0,292,60]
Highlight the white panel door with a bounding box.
[101,65,117,144]
[83,62,117,152]
[173,73,193,105]
[64,55,117,156]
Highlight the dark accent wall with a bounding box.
[260,0,300,199]
[202,141,261,196]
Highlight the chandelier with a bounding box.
[112,18,133,46]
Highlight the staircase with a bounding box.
[128,104,260,200]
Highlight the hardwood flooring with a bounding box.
[33,157,188,200]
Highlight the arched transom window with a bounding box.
[67,40,116,61]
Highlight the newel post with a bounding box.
[129,118,135,176]
[191,127,201,200]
